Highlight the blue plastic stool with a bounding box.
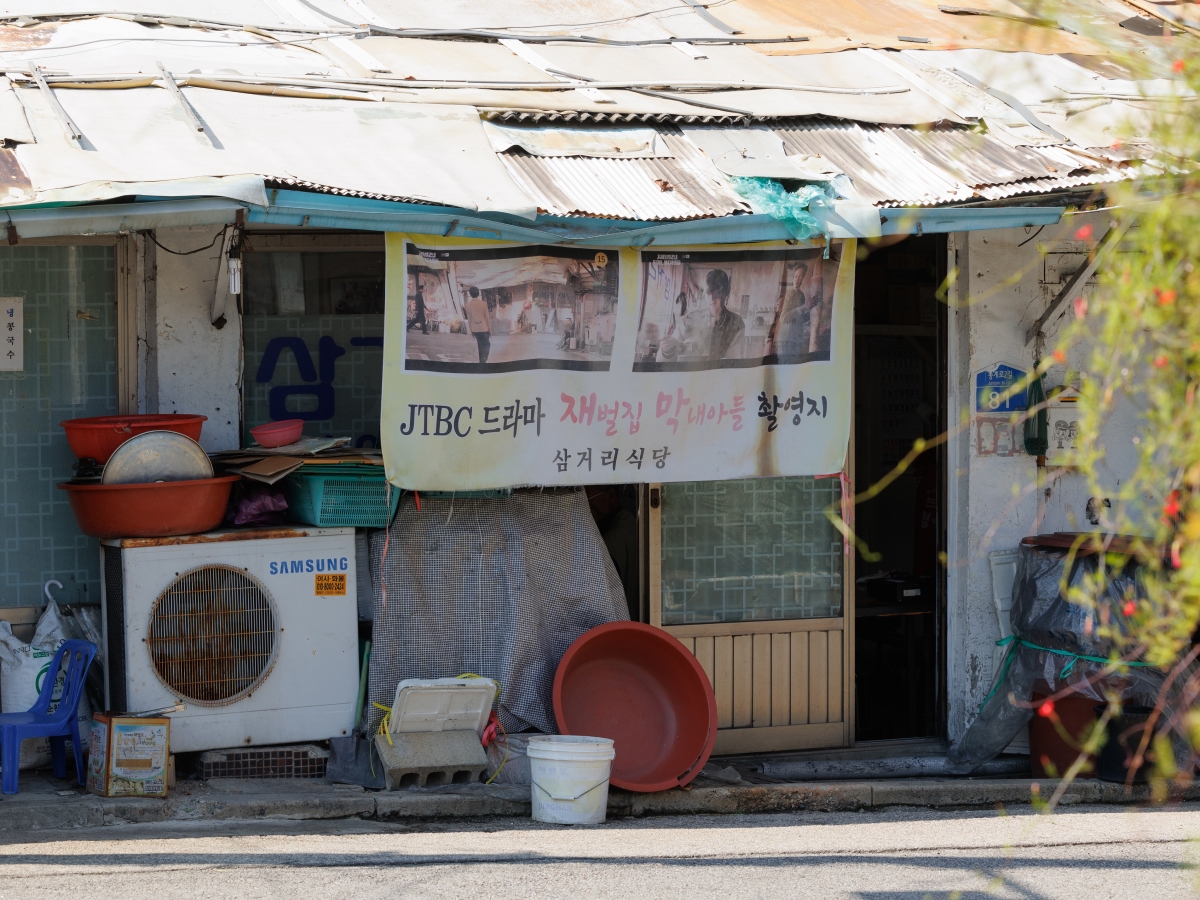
[0,639,97,795]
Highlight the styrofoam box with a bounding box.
[389,678,497,735]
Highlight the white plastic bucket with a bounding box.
[527,735,615,825]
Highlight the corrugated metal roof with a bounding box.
[884,127,1092,187]
[498,132,748,220]
[775,121,1127,207]
[480,108,741,126]
[776,122,974,206]
[973,168,1132,201]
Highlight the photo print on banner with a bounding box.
[633,247,835,372]
[403,242,618,374]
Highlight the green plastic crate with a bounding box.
[282,466,401,528]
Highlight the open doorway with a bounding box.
[853,234,947,742]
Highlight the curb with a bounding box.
[0,777,1191,832]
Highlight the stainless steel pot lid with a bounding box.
[100,430,213,485]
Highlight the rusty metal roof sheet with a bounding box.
[493,121,1129,219]
[776,122,973,206]
[657,0,1104,55]
[775,121,1126,207]
[0,148,32,202]
[884,127,1095,187]
[497,131,748,220]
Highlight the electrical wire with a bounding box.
[147,226,227,256]
[1018,224,1046,247]
[0,32,349,61]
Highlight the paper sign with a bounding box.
[0,297,22,372]
[975,363,1027,413]
[381,236,855,490]
[315,573,347,596]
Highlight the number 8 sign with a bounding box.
[975,363,1028,414]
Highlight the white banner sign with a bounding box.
[381,235,854,490]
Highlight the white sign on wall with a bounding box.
[0,297,23,372]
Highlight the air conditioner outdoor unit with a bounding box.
[100,527,360,753]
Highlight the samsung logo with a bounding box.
[269,557,350,575]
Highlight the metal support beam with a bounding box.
[31,66,83,147]
[157,62,219,147]
[680,0,740,34]
[1025,222,1126,346]
[949,67,1069,142]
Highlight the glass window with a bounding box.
[0,245,116,607]
[242,251,385,448]
[660,476,843,625]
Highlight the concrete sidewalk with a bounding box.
[0,769,1193,832]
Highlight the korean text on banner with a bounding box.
[381,236,854,490]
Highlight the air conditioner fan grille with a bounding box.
[146,565,277,705]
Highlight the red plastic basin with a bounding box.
[58,476,238,539]
[60,414,208,463]
[250,419,304,448]
[553,621,717,793]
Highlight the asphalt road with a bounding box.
[0,803,1196,899]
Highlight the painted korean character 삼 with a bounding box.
[757,391,784,432]
[652,446,670,469]
[479,405,502,434]
[600,448,619,470]
[621,401,643,435]
[597,399,620,437]
[626,448,645,469]
[554,449,572,472]
[521,398,546,436]
[576,447,593,471]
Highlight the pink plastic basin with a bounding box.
[250,419,305,448]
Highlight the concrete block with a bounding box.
[373,732,487,790]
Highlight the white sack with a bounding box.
[0,601,91,770]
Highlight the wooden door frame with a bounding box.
[648,461,856,755]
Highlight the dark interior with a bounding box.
[853,234,947,742]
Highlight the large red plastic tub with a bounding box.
[553,621,717,792]
[58,476,238,539]
[60,414,207,463]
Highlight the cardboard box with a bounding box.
[86,714,170,798]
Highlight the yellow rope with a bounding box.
[372,701,393,746]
